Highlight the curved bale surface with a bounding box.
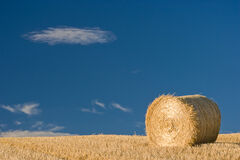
[145,95,221,146]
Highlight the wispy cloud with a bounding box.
[46,123,65,132]
[49,126,65,132]
[32,121,44,129]
[23,27,116,45]
[1,105,15,112]
[111,103,131,112]
[81,100,131,114]
[80,108,102,114]
[92,99,105,109]
[14,121,22,125]
[31,121,64,132]
[17,103,40,115]
[0,103,40,115]
[0,130,73,137]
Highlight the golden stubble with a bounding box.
[0,134,239,160]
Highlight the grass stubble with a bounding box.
[0,133,239,160]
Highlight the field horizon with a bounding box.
[0,133,239,160]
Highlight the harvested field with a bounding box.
[0,133,239,160]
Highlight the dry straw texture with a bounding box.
[0,134,240,160]
[145,94,221,146]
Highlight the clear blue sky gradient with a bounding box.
[0,0,240,135]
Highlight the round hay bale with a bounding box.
[145,94,221,146]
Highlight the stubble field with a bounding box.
[0,133,239,160]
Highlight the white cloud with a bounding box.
[0,120,67,137]
[1,103,40,115]
[14,121,22,125]
[81,108,91,112]
[32,121,44,129]
[111,103,131,112]
[80,108,102,114]
[17,103,40,115]
[46,123,65,131]
[24,27,116,45]
[32,121,64,132]
[49,126,65,132]
[92,99,105,109]
[0,130,73,137]
[1,105,16,112]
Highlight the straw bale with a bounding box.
[145,95,221,146]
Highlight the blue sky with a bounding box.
[0,0,240,136]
